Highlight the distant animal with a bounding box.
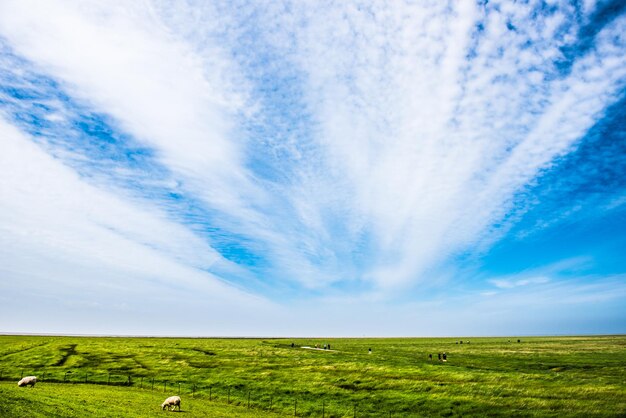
[161,395,181,411]
[18,376,37,387]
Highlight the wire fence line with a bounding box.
[1,368,400,417]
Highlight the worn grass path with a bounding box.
[0,335,624,417]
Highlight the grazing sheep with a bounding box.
[18,376,37,387]
[161,395,181,411]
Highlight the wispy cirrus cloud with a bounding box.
[0,113,267,304]
[0,1,625,335]
[491,276,550,289]
[242,0,626,289]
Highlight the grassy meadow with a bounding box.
[0,335,624,417]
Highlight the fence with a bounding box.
[1,368,402,417]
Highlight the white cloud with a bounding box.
[0,0,269,235]
[0,0,237,168]
[265,1,626,289]
[0,115,266,308]
[0,0,352,290]
[491,276,550,289]
[0,0,624,314]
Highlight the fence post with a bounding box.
[164,381,167,393]
[108,373,110,385]
[85,373,88,383]
[127,375,131,386]
[21,370,24,379]
[247,391,250,408]
[152,378,154,391]
[178,383,181,395]
[354,403,357,418]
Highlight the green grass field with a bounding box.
[0,335,624,417]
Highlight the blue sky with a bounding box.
[0,0,625,336]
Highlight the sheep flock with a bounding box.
[16,376,182,412]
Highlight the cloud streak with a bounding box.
[245,0,626,289]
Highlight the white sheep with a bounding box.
[161,395,181,411]
[18,376,37,387]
